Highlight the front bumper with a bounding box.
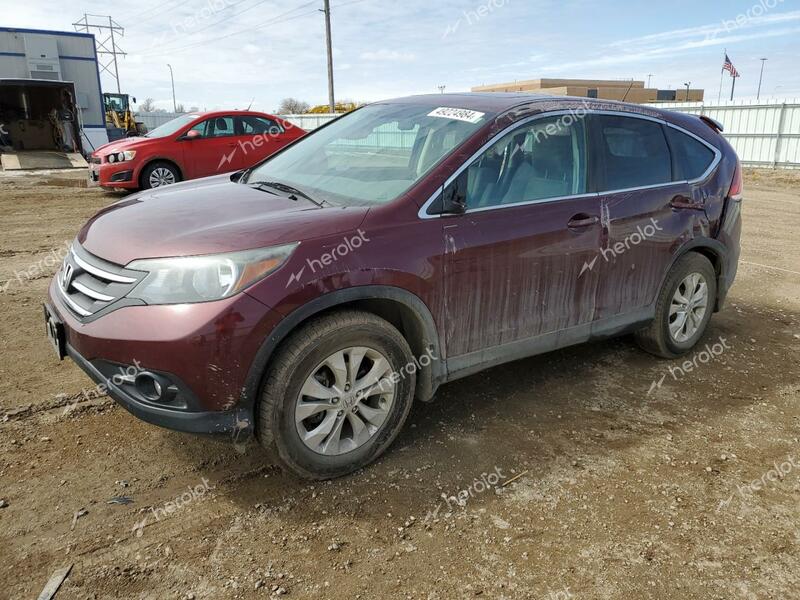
[65,341,246,434]
[89,160,139,190]
[47,276,284,435]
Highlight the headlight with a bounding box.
[107,150,136,163]
[126,243,298,304]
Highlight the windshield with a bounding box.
[144,114,201,138]
[245,103,493,205]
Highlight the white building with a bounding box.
[0,26,108,161]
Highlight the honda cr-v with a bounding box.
[45,93,742,479]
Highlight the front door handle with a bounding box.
[568,213,599,228]
[670,194,704,210]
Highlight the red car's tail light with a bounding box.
[728,160,743,201]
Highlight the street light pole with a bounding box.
[683,82,691,101]
[647,73,653,88]
[167,64,176,112]
[757,58,767,100]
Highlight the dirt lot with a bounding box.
[0,168,798,600]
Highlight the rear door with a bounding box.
[234,115,293,167]
[181,115,240,178]
[441,113,602,359]
[588,113,716,320]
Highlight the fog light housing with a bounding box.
[135,372,175,402]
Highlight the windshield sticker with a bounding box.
[428,107,485,124]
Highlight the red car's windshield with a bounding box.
[144,114,201,138]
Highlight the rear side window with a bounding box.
[666,127,716,180]
[595,115,671,190]
[238,116,284,136]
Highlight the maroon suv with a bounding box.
[45,94,742,479]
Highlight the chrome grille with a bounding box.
[57,243,143,318]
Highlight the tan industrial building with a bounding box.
[471,78,704,104]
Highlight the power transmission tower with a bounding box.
[73,14,126,93]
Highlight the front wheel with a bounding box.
[636,252,717,358]
[258,311,415,479]
[141,161,181,189]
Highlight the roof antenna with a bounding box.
[246,97,255,110]
[621,78,635,102]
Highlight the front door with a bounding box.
[182,115,241,178]
[442,113,602,359]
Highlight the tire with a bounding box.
[636,252,717,358]
[257,310,416,479]
[141,161,181,189]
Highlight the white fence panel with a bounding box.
[653,100,800,169]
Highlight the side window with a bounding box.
[595,115,671,190]
[207,116,235,138]
[187,119,211,138]
[239,116,284,136]
[666,127,716,181]
[465,115,587,209]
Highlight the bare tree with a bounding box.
[276,98,310,114]
[137,97,157,112]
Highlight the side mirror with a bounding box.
[181,129,201,141]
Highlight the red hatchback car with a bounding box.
[89,110,305,191]
[49,94,742,479]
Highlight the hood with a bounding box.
[77,175,370,265]
[93,136,154,156]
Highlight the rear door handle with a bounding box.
[567,214,599,228]
[670,194,704,210]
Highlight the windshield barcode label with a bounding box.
[427,107,485,124]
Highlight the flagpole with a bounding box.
[718,48,725,103]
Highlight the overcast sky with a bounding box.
[5,0,800,112]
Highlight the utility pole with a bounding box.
[73,14,126,93]
[683,82,691,101]
[757,58,767,100]
[167,64,176,112]
[322,0,335,114]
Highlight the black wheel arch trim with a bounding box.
[661,237,729,311]
[240,285,445,418]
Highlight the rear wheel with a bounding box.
[636,252,717,358]
[258,311,415,479]
[141,161,180,189]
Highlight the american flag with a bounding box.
[723,54,740,78]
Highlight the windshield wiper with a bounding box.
[249,181,328,207]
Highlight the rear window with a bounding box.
[666,127,716,181]
[596,115,671,190]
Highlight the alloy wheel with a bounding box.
[295,347,395,456]
[668,272,709,343]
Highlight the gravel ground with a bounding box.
[0,168,798,600]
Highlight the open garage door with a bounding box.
[0,78,86,170]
